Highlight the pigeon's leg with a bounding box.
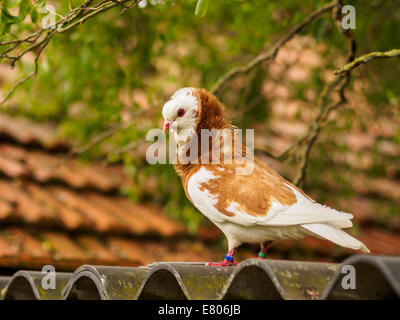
[206,248,239,266]
[258,240,273,259]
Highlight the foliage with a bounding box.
[0,0,399,233]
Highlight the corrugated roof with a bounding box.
[1,255,399,300]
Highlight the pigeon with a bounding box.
[162,87,370,266]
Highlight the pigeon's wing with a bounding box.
[186,159,353,227]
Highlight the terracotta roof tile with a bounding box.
[0,227,222,271]
[49,186,125,233]
[196,224,222,242]
[0,114,66,149]
[75,235,118,262]
[86,194,150,235]
[76,165,119,192]
[117,199,185,236]
[107,237,151,265]
[274,228,400,258]
[0,110,398,271]
[41,232,90,261]
[0,144,27,158]
[0,180,54,223]
[24,183,89,230]
[0,234,19,258]
[0,198,13,220]
[336,196,378,224]
[0,144,130,192]
[3,228,51,259]
[0,154,27,178]
[349,175,400,201]
[274,237,337,256]
[28,153,88,188]
[357,228,400,256]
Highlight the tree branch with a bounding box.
[70,108,151,156]
[0,30,55,107]
[254,0,357,187]
[291,0,356,186]
[0,0,139,106]
[334,49,400,75]
[210,0,337,96]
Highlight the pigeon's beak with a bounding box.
[163,119,171,133]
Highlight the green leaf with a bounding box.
[30,8,38,23]
[18,0,31,20]
[1,0,23,33]
[35,0,46,9]
[194,0,209,18]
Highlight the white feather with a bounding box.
[301,223,370,253]
[259,185,354,227]
[189,169,354,228]
[162,87,199,148]
[187,167,226,223]
[187,166,369,252]
[162,87,198,119]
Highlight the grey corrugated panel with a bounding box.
[137,263,233,300]
[2,271,71,300]
[322,255,400,300]
[0,276,11,299]
[219,259,339,300]
[62,265,149,300]
[1,255,399,300]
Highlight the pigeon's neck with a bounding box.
[173,124,239,183]
[174,88,233,181]
[192,88,230,135]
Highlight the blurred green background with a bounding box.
[1,0,399,240]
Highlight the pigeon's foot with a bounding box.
[257,251,267,259]
[206,260,239,267]
[206,250,238,266]
[258,241,272,259]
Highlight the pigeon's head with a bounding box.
[162,87,228,145]
[162,87,199,135]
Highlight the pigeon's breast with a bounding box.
[187,166,228,223]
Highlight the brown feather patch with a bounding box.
[193,88,231,133]
[197,160,297,217]
[173,88,308,219]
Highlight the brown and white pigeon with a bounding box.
[162,87,369,266]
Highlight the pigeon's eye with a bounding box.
[177,108,185,117]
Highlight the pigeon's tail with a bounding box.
[301,223,370,253]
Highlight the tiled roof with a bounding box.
[1,255,399,300]
[0,114,67,151]
[0,114,219,271]
[1,112,399,270]
[248,37,400,260]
